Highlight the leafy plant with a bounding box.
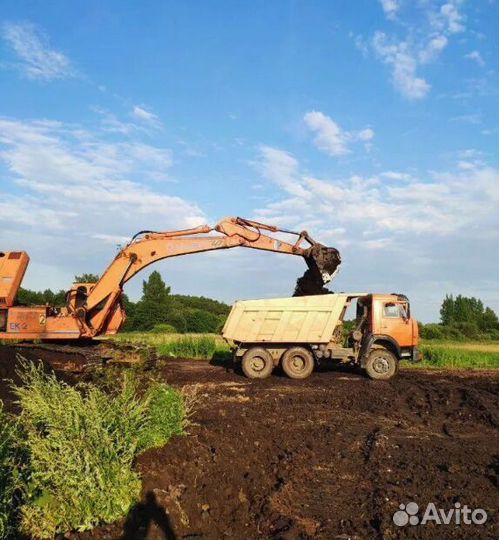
[9,361,190,539]
[0,404,21,539]
[138,384,186,451]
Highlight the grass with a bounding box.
[420,339,499,353]
[414,340,499,369]
[0,360,190,540]
[113,332,230,360]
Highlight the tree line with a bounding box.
[420,294,499,340]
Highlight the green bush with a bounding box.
[138,384,185,451]
[0,404,20,540]
[183,309,221,333]
[419,322,499,341]
[157,335,218,359]
[151,323,177,334]
[450,321,479,339]
[14,364,144,539]
[9,362,189,540]
[420,323,445,340]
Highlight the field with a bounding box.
[0,339,498,539]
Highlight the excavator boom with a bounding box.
[0,217,340,340]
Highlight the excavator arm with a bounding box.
[0,217,340,340]
[74,217,341,336]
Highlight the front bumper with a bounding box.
[411,347,423,363]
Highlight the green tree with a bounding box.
[132,271,172,330]
[440,294,455,325]
[480,307,499,332]
[120,294,137,331]
[183,308,221,333]
[74,273,99,283]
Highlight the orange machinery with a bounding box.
[0,217,341,341]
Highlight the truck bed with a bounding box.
[222,293,365,344]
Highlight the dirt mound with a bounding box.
[64,359,499,540]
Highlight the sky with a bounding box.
[0,0,497,322]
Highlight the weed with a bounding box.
[0,404,21,539]
[9,359,190,539]
[138,384,185,451]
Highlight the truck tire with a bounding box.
[242,347,274,379]
[365,348,398,380]
[282,347,314,379]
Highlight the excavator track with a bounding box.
[9,340,157,373]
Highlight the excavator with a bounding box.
[0,217,341,342]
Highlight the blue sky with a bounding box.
[0,0,497,322]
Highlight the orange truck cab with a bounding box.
[358,293,421,369]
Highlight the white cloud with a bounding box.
[372,32,430,100]
[254,147,498,237]
[303,111,375,156]
[379,0,399,20]
[92,233,132,245]
[419,34,448,64]
[258,146,308,197]
[350,33,369,57]
[451,113,481,125]
[252,147,498,320]
[367,1,466,99]
[380,171,413,181]
[2,22,75,81]
[465,50,485,67]
[357,128,375,142]
[304,111,350,156]
[0,118,205,253]
[131,105,162,127]
[438,2,465,34]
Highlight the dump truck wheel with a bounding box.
[282,347,314,379]
[242,348,274,379]
[365,348,398,380]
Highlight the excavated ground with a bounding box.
[1,348,498,540]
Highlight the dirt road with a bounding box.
[72,359,498,540]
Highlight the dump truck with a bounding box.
[222,293,420,380]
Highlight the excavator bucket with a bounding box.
[294,244,341,296]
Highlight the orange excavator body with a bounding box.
[0,217,341,341]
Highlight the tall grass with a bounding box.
[0,404,20,539]
[418,344,499,369]
[1,360,189,540]
[112,332,231,360]
[157,335,225,359]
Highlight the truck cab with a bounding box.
[354,293,420,379]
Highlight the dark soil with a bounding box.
[1,347,498,540]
